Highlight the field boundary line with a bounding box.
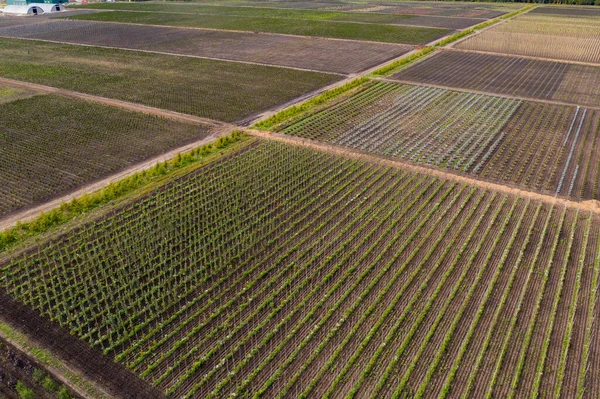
[246,129,600,214]
[444,47,600,68]
[374,77,600,112]
[0,35,349,76]
[0,129,233,231]
[0,77,230,127]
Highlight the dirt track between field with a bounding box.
[246,130,600,215]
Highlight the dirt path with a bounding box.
[247,130,600,215]
[0,77,229,127]
[375,76,600,112]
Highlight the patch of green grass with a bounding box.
[69,11,449,44]
[71,3,416,24]
[0,38,339,122]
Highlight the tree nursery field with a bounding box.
[4,2,600,399]
[0,20,412,75]
[67,11,449,45]
[455,13,600,65]
[391,50,600,108]
[0,93,218,219]
[70,2,488,29]
[0,38,339,122]
[279,81,600,201]
[2,141,600,399]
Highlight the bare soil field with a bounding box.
[455,14,600,65]
[1,140,598,399]
[391,50,600,108]
[0,20,412,74]
[0,94,217,220]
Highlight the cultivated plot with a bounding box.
[530,5,600,17]
[71,3,486,30]
[0,94,216,219]
[180,0,519,18]
[281,82,600,201]
[0,20,412,74]
[0,38,339,122]
[68,11,449,45]
[1,141,599,399]
[455,13,600,65]
[391,50,600,108]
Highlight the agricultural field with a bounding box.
[71,3,487,30]
[279,81,600,201]
[391,50,600,107]
[0,38,339,122]
[2,140,600,399]
[67,10,449,45]
[455,13,600,64]
[530,5,600,17]
[0,337,78,399]
[178,0,520,18]
[0,20,412,74]
[0,93,217,219]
